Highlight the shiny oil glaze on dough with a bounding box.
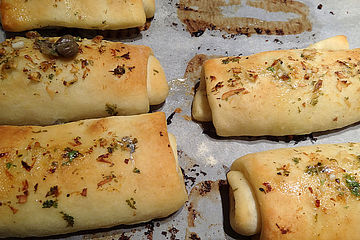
[0,0,155,32]
[0,36,168,125]
[228,142,360,240]
[0,112,187,238]
[192,35,360,136]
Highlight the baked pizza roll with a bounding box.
[228,143,360,239]
[0,0,155,32]
[0,36,168,125]
[0,112,187,238]
[192,36,360,136]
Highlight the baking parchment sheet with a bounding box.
[2,0,360,239]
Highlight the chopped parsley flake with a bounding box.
[305,162,325,175]
[267,66,275,73]
[344,174,360,197]
[126,198,136,209]
[60,211,74,227]
[42,200,58,208]
[62,148,80,166]
[133,168,140,174]
[6,162,16,169]
[105,103,118,116]
[292,157,301,164]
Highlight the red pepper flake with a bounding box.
[97,175,115,188]
[80,188,87,197]
[124,159,129,164]
[308,187,313,193]
[276,223,290,234]
[70,136,82,146]
[21,161,32,171]
[210,76,216,81]
[315,199,320,208]
[0,152,8,158]
[262,182,272,193]
[8,205,18,214]
[96,153,112,164]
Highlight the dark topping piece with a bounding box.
[46,185,59,198]
[305,162,325,175]
[42,200,58,208]
[105,103,118,116]
[21,161,32,171]
[54,35,79,58]
[110,65,126,76]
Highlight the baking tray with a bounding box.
[2,0,360,239]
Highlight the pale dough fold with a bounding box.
[228,142,360,240]
[0,36,168,125]
[0,0,155,32]
[0,112,187,238]
[192,36,360,136]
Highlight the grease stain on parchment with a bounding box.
[177,0,312,36]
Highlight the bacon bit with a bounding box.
[97,175,115,188]
[335,71,346,79]
[21,161,32,171]
[24,55,34,63]
[308,187,313,194]
[92,35,104,43]
[97,153,112,164]
[315,199,320,208]
[262,182,272,193]
[232,67,242,74]
[221,88,246,100]
[210,75,216,81]
[276,223,290,234]
[8,205,18,214]
[313,80,323,92]
[0,152,8,158]
[174,108,182,113]
[80,188,87,197]
[39,60,55,72]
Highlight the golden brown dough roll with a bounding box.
[0,0,155,32]
[228,143,360,240]
[0,112,187,238]
[192,36,360,136]
[0,36,168,125]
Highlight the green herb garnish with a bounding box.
[42,200,58,208]
[133,168,140,174]
[305,162,325,175]
[126,198,136,209]
[344,174,360,197]
[105,103,118,116]
[6,162,16,169]
[60,211,74,227]
[62,148,80,166]
[267,66,275,73]
[292,157,301,164]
